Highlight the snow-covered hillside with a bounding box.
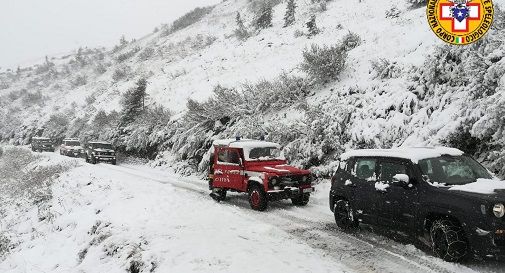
[1,0,505,175]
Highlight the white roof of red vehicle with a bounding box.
[340,147,464,164]
[213,139,281,149]
[89,141,112,145]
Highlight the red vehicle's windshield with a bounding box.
[247,147,284,161]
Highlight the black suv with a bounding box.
[330,147,505,262]
[85,141,117,165]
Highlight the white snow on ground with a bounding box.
[0,151,348,273]
[2,151,505,273]
[449,179,505,195]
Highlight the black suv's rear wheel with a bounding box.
[291,193,310,206]
[430,219,469,262]
[334,199,358,230]
[248,184,268,211]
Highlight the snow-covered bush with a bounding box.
[119,106,172,158]
[70,74,88,88]
[116,47,140,63]
[112,66,131,82]
[94,63,107,75]
[21,90,44,106]
[42,113,70,141]
[242,73,310,112]
[301,43,347,84]
[371,58,400,79]
[161,6,214,36]
[385,7,401,18]
[137,47,155,61]
[341,32,361,51]
[85,94,96,105]
[406,0,426,8]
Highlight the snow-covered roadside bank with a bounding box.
[2,151,505,273]
[0,151,349,273]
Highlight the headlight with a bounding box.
[493,203,505,218]
[271,178,278,186]
[302,176,307,182]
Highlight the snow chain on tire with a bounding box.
[430,219,469,262]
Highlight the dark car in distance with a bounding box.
[330,147,505,262]
[31,137,55,152]
[85,141,117,165]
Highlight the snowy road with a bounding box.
[2,151,505,273]
[97,162,505,273]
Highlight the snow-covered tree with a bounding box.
[254,1,273,29]
[119,78,148,127]
[235,12,249,40]
[284,0,296,27]
[306,15,319,36]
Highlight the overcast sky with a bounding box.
[0,0,221,70]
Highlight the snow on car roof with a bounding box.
[32,137,51,140]
[340,147,464,163]
[212,139,281,149]
[89,141,112,145]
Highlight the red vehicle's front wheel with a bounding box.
[248,184,268,211]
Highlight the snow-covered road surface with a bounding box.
[1,152,505,273]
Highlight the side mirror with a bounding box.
[392,174,410,187]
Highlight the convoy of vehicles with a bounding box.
[208,138,314,211]
[60,138,84,157]
[31,137,55,152]
[85,141,117,165]
[27,134,505,263]
[330,147,505,262]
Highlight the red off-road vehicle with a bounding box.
[208,138,314,211]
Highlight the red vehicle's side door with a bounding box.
[213,148,244,190]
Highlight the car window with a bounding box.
[217,149,241,165]
[419,155,492,185]
[379,161,407,182]
[354,158,376,180]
